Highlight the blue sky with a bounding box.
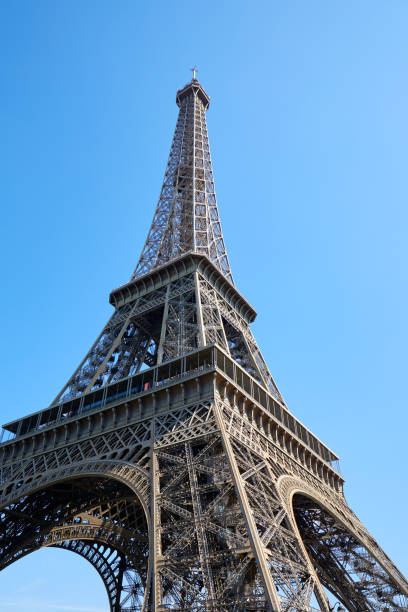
[1,1,407,608]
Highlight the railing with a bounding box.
[214,348,341,473]
[0,344,341,476]
[0,347,216,443]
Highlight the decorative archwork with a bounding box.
[51,539,145,611]
[0,465,151,612]
[0,456,150,511]
[276,475,408,611]
[53,540,126,609]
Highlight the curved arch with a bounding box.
[277,475,408,611]
[53,540,127,610]
[0,458,150,514]
[0,472,151,612]
[53,539,145,611]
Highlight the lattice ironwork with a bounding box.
[55,540,145,611]
[53,266,283,404]
[1,75,407,611]
[293,495,407,612]
[133,78,233,284]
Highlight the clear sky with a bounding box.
[1,1,407,609]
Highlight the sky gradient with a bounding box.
[1,1,407,609]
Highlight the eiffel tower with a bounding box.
[0,74,407,612]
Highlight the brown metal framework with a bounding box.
[0,76,407,611]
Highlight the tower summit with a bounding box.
[133,74,233,284]
[0,76,407,612]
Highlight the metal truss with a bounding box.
[1,395,407,610]
[292,496,407,611]
[1,76,407,611]
[202,277,282,401]
[53,268,283,405]
[0,474,149,610]
[54,540,144,611]
[132,78,233,284]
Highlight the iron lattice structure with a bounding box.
[0,77,407,612]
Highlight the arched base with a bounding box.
[292,493,408,612]
[0,474,149,611]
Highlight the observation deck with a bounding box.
[110,252,256,324]
[1,345,341,482]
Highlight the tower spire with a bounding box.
[132,77,234,284]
